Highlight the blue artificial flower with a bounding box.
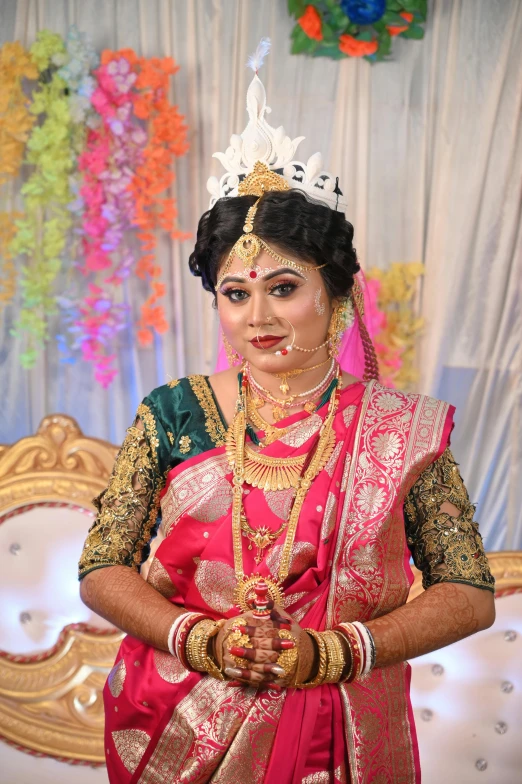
[340,0,386,25]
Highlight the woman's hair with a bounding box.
[188,189,360,300]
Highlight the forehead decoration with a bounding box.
[216,165,326,291]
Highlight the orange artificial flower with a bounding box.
[387,11,414,36]
[339,34,378,58]
[298,6,323,41]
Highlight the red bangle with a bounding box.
[175,613,208,670]
[335,623,363,683]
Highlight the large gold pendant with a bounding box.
[234,574,284,613]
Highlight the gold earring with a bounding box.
[223,334,242,367]
[327,297,354,358]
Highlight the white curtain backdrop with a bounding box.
[0,0,520,549]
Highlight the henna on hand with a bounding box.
[80,564,185,652]
[365,582,494,668]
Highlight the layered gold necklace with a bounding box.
[226,366,341,612]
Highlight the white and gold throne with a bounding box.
[0,414,123,772]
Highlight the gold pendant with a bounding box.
[240,514,286,563]
[304,400,316,414]
[234,574,284,613]
[272,406,285,422]
[279,375,290,395]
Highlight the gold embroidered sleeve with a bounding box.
[404,448,495,592]
[78,417,163,579]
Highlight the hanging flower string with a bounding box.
[0,29,189,386]
[0,41,38,308]
[54,25,99,365]
[129,55,190,346]
[288,0,426,62]
[76,48,147,387]
[9,31,75,368]
[366,262,425,389]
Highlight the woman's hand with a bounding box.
[215,605,316,688]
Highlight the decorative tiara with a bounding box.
[206,38,346,213]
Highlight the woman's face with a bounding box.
[216,247,333,373]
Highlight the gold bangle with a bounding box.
[322,630,345,684]
[186,618,226,680]
[335,631,354,683]
[295,629,328,689]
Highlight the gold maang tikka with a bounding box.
[216,162,327,290]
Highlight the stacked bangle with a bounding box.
[295,628,328,688]
[335,621,376,681]
[322,630,345,684]
[352,621,377,675]
[186,618,226,680]
[169,612,208,669]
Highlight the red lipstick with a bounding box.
[250,335,285,350]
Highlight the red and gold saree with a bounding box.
[90,376,460,783]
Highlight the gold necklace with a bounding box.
[228,368,341,612]
[246,360,336,409]
[246,388,290,446]
[226,424,307,490]
[240,513,288,564]
[274,357,331,395]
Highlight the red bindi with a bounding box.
[249,270,257,279]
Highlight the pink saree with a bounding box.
[104,379,454,784]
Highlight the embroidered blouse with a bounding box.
[78,376,494,593]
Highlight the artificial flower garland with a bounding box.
[76,48,148,386]
[0,41,37,309]
[288,0,426,62]
[9,31,75,368]
[129,54,190,347]
[366,261,424,389]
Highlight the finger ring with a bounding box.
[276,630,298,678]
[227,623,253,668]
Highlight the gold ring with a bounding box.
[276,630,298,678]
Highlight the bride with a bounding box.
[79,42,495,784]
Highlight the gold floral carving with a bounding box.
[0,414,118,512]
[0,415,124,763]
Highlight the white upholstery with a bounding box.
[0,503,113,655]
[411,592,522,783]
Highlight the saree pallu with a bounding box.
[104,379,454,784]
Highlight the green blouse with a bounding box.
[78,376,494,594]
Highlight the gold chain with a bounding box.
[227,367,340,610]
[274,356,331,395]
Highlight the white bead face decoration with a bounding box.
[19,611,31,624]
[475,759,488,772]
[501,680,514,693]
[314,288,326,316]
[431,663,444,676]
[420,709,433,722]
[504,629,517,642]
[9,542,21,555]
[494,721,508,734]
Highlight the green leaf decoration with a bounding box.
[400,23,425,39]
[287,0,426,62]
[288,0,306,17]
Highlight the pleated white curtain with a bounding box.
[0,0,520,548]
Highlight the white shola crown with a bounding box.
[207,38,347,213]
